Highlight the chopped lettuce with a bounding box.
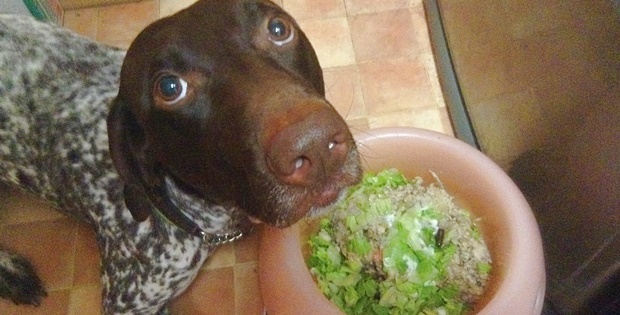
[308,169,491,315]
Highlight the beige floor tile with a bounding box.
[419,52,446,108]
[346,0,421,15]
[159,0,197,18]
[298,17,356,68]
[411,3,432,55]
[0,289,71,315]
[68,284,102,315]
[72,223,101,287]
[283,0,346,21]
[60,0,131,10]
[439,107,454,137]
[97,0,159,49]
[359,57,434,115]
[63,8,99,40]
[323,65,366,120]
[0,189,64,226]
[367,107,449,133]
[170,267,236,315]
[234,262,263,315]
[349,9,421,62]
[203,242,236,270]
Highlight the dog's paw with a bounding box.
[0,249,47,306]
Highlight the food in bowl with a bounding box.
[260,127,545,315]
[308,169,492,315]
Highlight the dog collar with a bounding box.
[150,202,246,246]
[200,229,245,245]
[144,177,249,246]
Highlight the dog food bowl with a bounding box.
[259,127,546,314]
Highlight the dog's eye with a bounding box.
[267,17,294,46]
[155,75,188,106]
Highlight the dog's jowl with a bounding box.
[0,0,361,313]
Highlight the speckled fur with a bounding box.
[0,15,246,313]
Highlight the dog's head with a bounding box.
[108,0,361,230]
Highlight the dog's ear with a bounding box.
[297,31,325,96]
[107,97,152,222]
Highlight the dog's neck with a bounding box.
[158,176,252,246]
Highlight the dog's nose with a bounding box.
[266,106,352,186]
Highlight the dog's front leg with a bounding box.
[97,222,209,314]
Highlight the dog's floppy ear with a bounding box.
[297,31,325,96]
[107,97,152,222]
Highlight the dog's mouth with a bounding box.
[316,185,340,207]
[262,146,363,228]
[303,183,350,218]
[246,183,346,225]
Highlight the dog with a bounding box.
[0,0,362,313]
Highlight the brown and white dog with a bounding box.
[0,0,361,313]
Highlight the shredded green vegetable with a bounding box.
[308,169,491,315]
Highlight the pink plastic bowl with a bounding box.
[259,127,546,314]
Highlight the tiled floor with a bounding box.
[0,0,450,314]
